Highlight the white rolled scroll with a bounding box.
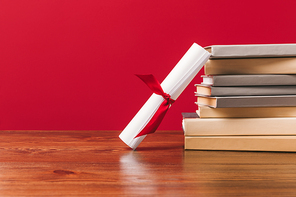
[119,43,211,150]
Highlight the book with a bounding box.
[184,136,296,152]
[205,44,296,59]
[204,57,296,75]
[201,75,296,86]
[196,105,296,118]
[119,43,211,150]
[182,112,296,136]
[196,95,296,108]
[195,84,296,96]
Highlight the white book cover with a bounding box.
[205,43,296,59]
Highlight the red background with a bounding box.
[1,0,296,130]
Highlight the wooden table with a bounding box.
[1,130,296,196]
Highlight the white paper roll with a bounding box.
[119,43,211,150]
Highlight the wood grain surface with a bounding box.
[1,130,296,196]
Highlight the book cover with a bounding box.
[196,95,296,108]
[182,112,296,136]
[204,57,296,75]
[205,44,296,59]
[195,84,296,96]
[185,136,296,152]
[201,75,296,86]
[196,105,296,118]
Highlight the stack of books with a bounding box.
[182,44,296,152]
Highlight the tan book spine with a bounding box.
[196,105,296,118]
[202,74,296,86]
[182,116,296,136]
[185,136,296,152]
[204,57,296,75]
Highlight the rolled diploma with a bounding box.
[119,43,211,150]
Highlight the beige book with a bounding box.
[204,57,296,75]
[182,113,296,136]
[185,136,296,152]
[196,105,296,118]
[201,74,296,86]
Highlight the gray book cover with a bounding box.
[197,95,296,108]
[195,84,296,96]
[205,44,296,59]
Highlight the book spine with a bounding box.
[210,75,296,86]
[204,58,296,75]
[182,116,296,136]
[201,86,296,96]
[196,106,296,118]
[185,136,296,152]
[196,95,296,108]
[206,44,296,59]
[217,96,296,108]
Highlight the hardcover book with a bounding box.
[204,57,296,75]
[205,44,296,59]
[196,95,296,108]
[201,75,296,86]
[196,105,296,118]
[182,112,296,136]
[185,136,296,152]
[195,84,296,96]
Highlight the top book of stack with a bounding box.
[205,44,296,59]
[204,44,296,75]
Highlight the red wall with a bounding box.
[1,0,296,130]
